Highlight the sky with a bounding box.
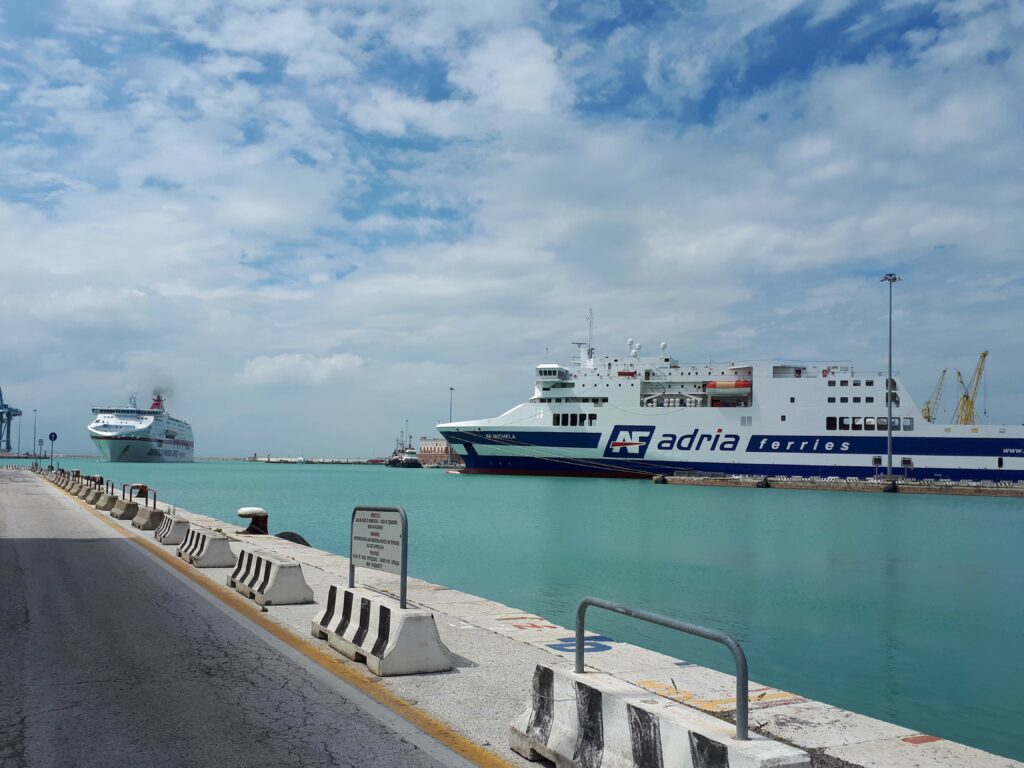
[1,0,1022,457]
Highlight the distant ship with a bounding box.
[437,340,1024,481]
[88,394,195,463]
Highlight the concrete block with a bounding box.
[227,547,313,606]
[311,585,453,677]
[154,515,189,545]
[84,488,101,505]
[76,485,91,499]
[510,664,810,768]
[132,506,164,530]
[111,498,139,520]
[94,493,116,512]
[176,526,236,568]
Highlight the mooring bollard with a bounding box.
[238,507,269,535]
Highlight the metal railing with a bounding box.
[575,597,750,740]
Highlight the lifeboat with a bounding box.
[705,380,752,396]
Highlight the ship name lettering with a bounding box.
[657,429,739,452]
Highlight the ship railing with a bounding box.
[574,597,749,741]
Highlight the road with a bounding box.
[0,470,471,768]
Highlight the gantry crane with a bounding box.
[0,387,22,453]
[953,351,988,425]
[921,369,947,423]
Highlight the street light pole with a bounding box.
[881,273,901,477]
[32,409,37,463]
[448,387,454,465]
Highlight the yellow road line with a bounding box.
[54,482,513,768]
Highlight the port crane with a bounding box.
[0,387,22,453]
[953,351,988,425]
[920,368,946,423]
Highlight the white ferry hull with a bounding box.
[90,435,195,463]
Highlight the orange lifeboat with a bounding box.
[705,380,752,396]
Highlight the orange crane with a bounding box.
[920,369,946,423]
[953,351,988,425]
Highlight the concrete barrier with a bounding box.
[84,488,101,505]
[94,493,116,511]
[510,664,810,768]
[68,482,82,495]
[311,585,452,676]
[132,505,164,531]
[76,484,92,499]
[111,498,139,520]
[227,547,313,607]
[154,515,189,545]
[177,526,236,568]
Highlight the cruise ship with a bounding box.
[437,341,1024,481]
[88,395,195,462]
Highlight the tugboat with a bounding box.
[386,424,422,468]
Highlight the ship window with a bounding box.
[864,417,876,431]
[826,417,837,430]
[828,380,836,387]
[891,418,901,431]
[570,413,578,427]
[780,415,786,422]
[866,380,874,386]
[853,380,861,386]
[840,397,848,403]
[903,417,914,431]
[865,397,874,403]
[789,397,795,403]
[877,417,887,429]
[588,414,597,425]
[853,397,861,403]
[852,417,863,431]
[840,380,849,386]
[999,457,1004,469]
[828,397,836,403]
[839,417,850,430]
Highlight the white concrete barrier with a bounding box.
[76,485,91,499]
[111,498,139,520]
[95,493,116,512]
[227,547,313,606]
[132,506,164,531]
[510,664,809,768]
[154,515,189,545]
[177,526,236,568]
[311,585,452,676]
[84,488,101,505]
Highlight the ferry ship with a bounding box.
[87,395,195,463]
[437,341,1024,481]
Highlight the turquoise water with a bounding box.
[18,457,1024,761]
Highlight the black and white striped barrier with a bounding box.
[111,498,139,521]
[509,665,809,768]
[310,585,453,676]
[227,547,313,606]
[154,515,189,545]
[176,525,236,568]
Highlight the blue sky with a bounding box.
[1,0,1022,456]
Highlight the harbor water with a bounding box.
[17,458,1024,761]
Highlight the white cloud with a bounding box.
[241,353,365,386]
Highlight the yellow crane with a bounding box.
[920,369,946,423]
[953,351,988,425]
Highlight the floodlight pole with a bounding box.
[881,273,901,477]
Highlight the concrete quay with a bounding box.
[659,473,1024,497]
[12,467,1024,768]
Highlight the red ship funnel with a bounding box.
[150,395,164,410]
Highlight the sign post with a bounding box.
[48,432,57,468]
[350,506,408,608]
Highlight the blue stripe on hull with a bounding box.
[458,454,1024,482]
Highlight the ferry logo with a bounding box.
[604,426,655,458]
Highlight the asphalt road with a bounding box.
[0,470,471,768]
